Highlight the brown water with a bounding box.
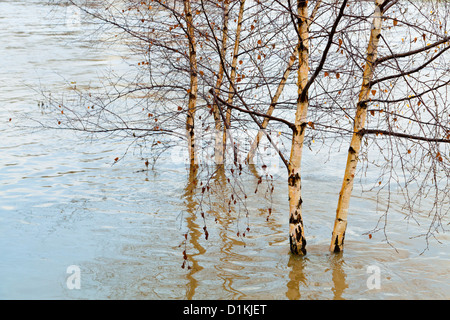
[0,0,448,300]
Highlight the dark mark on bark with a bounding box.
[333,235,341,253]
[288,173,300,187]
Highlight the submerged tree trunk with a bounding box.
[330,0,385,253]
[222,0,245,161]
[288,0,310,255]
[184,0,199,172]
[212,0,230,166]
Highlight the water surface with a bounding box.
[0,0,448,300]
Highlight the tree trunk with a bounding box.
[246,45,299,165]
[288,0,310,255]
[246,0,322,165]
[330,0,384,253]
[184,0,198,171]
[222,0,245,161]
[212,0,230,166]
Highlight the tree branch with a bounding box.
[358,128,450,144]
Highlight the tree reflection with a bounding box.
[183,166,203,299]
[329,253,348,300]
[286,252,348,300]
[286,254,307,300]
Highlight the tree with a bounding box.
[36,0,449,256]
[184,0,200,172]
[330,0,450,252]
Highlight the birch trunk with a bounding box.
[222,0,245,160]
[288,0,309,255]
[184,0,198,171]
[246,0,322,165]
[246,45,299,164]
[212,0,230,166]
[330,0,384,253]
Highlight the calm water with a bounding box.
[0,0,449,300]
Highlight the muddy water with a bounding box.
[0,1,448,300]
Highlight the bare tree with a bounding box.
[34,0,449,256]
[330,0,450,252]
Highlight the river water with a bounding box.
[0,0,449,300]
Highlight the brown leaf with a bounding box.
[393,19,398,26]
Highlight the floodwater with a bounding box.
[0,0,449,300]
